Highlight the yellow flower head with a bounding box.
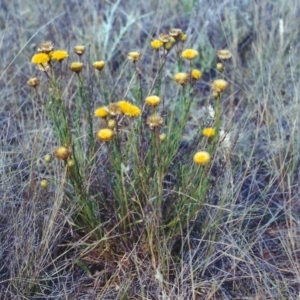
[37,41,54,53]
[169,28,182,38]
[93,61,105,71]
[217,49,232,60]
[74,45,86,56]
[202,128,216,138]
[31,53,50,65]
[118,101,141,117]
[181,49,199,60]
[96,128,114,142]
[151,39,164,50]
[105,103,122,116]
[158,33,170,43]
[50,50,69,62]
[127,52,141,62]
[174,72,189,85]
[54,146,71,160]
[95,107,109,118]
[193,151,211,165]
[145,95,161,107]
[70,62,84,73]
[27,77,40,88]
[147,113,163,129]
[191,69,202,80]
[211,79,228,93]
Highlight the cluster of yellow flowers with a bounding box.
[30,37,232,183]
[150,28,187,51]
[173,48,202,85]
[94,93,165,141]
[31,41,69,70]
[29,41,106,85]
[94,101,142,142]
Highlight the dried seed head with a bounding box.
[158,33,170,43]
[217,49,232,60]
[74,45,86,56]
[147,113,164,129]
[105,103,122,116]
[174,72,189,85]
[27,77,40,87]
[127,52,141,62]
[169,28,182,38]
[37,41,54,53]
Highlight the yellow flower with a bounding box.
[74,45,86,56]
[27,77,40,87]
[174,72,189,85]
[31,53,50,64]
[191,69,202,80]
[217,49,232,60]
[93,61,105,71]
[37,41,54,53]
[147,113,163,129]
[70,62,84,73]
[127,52,141,62]
[95,107,109,118]
[50,50,68,62]
[181,49,199,60]
[211,79,228,93]
[118,101,141,117]
[96,128,114,142]
[202,128,216,138]
[145,95,161,107]
[151,39,164,50]
[193,151,211,165]
[54,146,71,160]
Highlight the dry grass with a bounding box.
[1,0,300,299]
